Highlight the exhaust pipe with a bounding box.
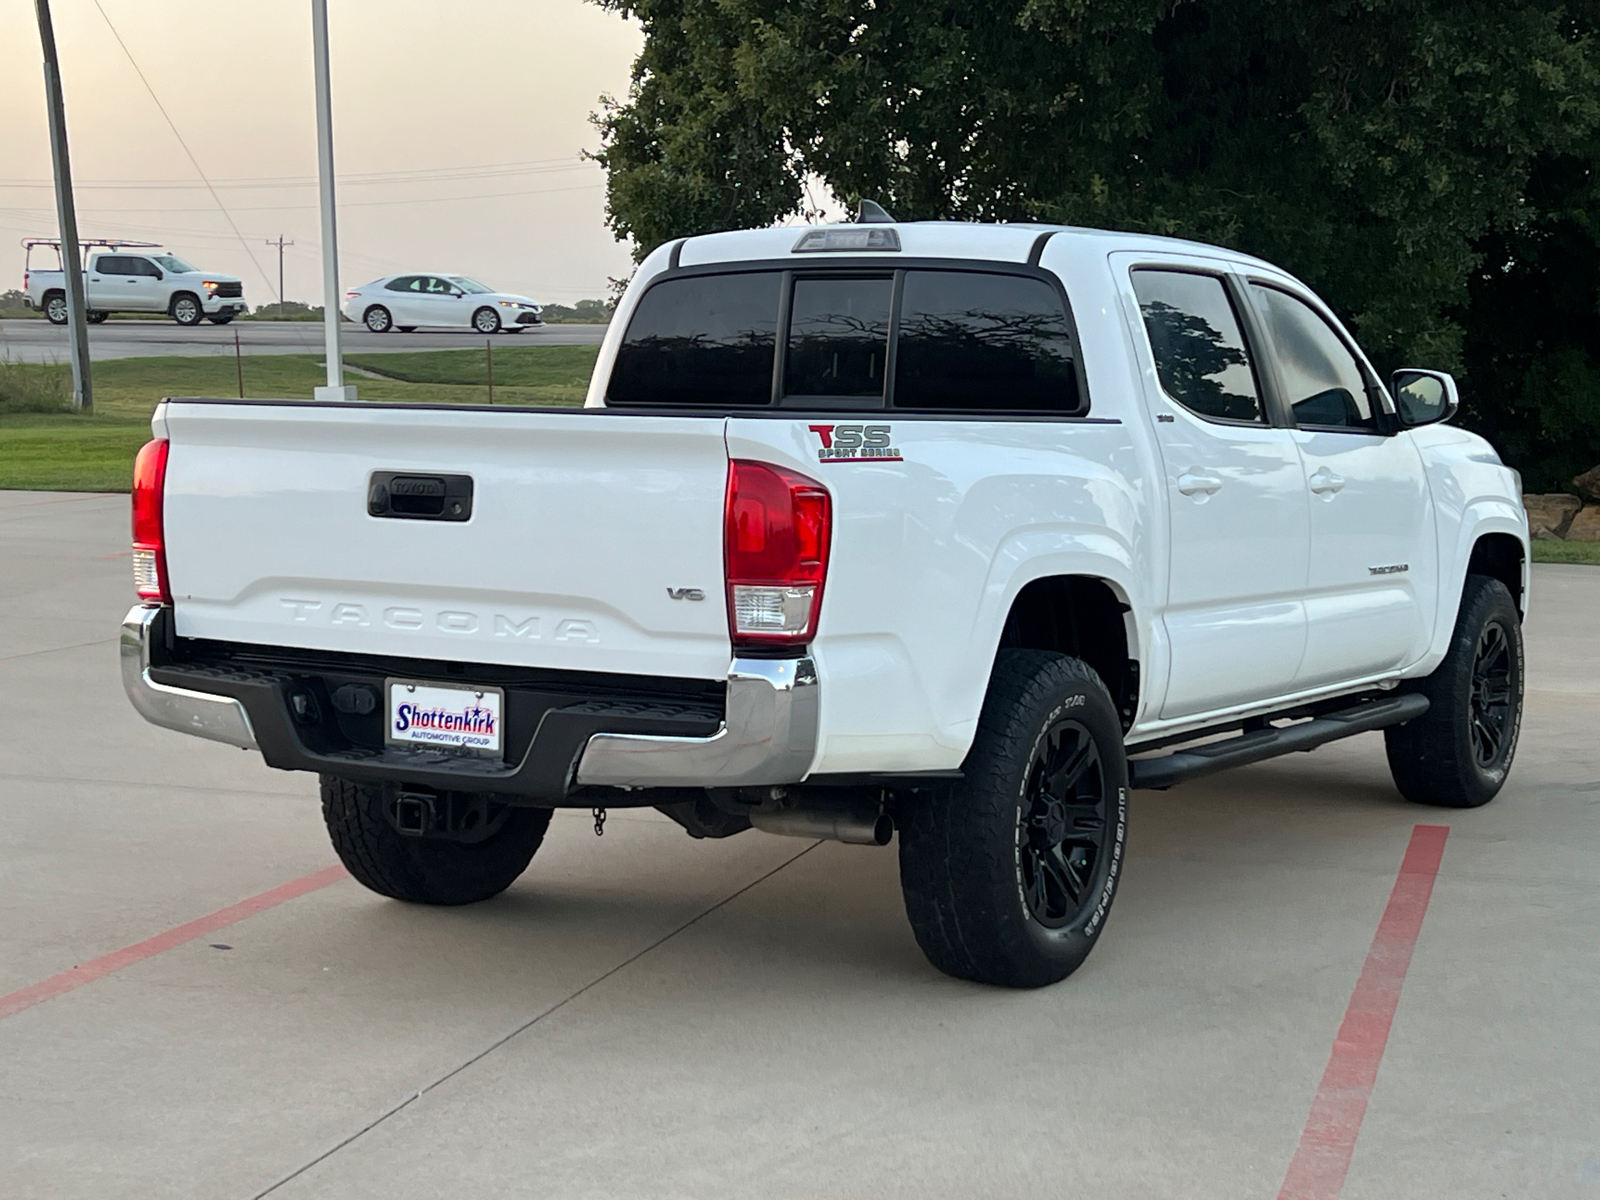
[748,793,893,846]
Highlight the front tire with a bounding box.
[1385,574,1524,808]
[472,306,501,334]
[170,293,202,326]
[363,305,393,333]
[43,292,68,325]
[321,776,552,905]
[87,310,109,324]
[898,651,1129,988]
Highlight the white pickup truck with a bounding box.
[26,249,245,326]
[121,222,1528,987]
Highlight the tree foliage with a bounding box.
[592,0,1600,487]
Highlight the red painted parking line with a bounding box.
[1277,824,1450,1200]
[0,864,349,1023]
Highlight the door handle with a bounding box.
[1309,468,1346,495]
[1176,471,1223,496]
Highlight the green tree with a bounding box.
[593,0,1600,487]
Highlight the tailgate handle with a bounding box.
[368,472,474,521]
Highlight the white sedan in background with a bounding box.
[343,274,544,334]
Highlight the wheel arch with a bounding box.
[995,574,1140,732]
[1467,531,1527,618]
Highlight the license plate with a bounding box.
[385,679,504,755]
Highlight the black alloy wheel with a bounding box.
[364,305,393,333]
[1386,573,1523,808]
[1468,622,1514,768]
[899,651,1129,988]
[1019,719,1109,928]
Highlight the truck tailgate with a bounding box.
[157,401,732,680]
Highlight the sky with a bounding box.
[0,0,647,306]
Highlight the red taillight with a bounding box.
[724,460,831,648]
[131,438,171,603]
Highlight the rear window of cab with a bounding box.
[606,267,1084,414]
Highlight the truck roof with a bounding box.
[676,220,1283,275]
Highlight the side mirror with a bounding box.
[151,268,163,281]
[1391,368,1458,427]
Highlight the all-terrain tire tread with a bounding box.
[899,651,1126,987]
[1384,574,1523,808]
[320,775,550,905]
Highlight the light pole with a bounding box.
[311,0,355,401]
[34,0,91,412]
[265,235,293,310]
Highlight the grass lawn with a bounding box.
[0,345,597,492]
[1531,538,1600,565]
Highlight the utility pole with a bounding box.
[265,236,293,310]
[34,0,91,413]
[310,0,355,401]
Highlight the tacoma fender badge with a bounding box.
[1368,563,1410,576]
[666,588,705,601]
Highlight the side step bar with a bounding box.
[1129,693,1430,791]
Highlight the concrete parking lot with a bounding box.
[0,318,606,363]
[4,490,1598,1199]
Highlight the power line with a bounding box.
[0,160,597,191]
[1,181,605,217]
[91,0,279,301]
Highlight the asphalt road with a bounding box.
[4,493,1599,1199]
[0,318,607,363]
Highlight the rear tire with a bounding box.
[43,292,67,325]
[1385,574,1523,808]
[898,651,1129,988]
[87,310,109,324]
[170,293,202,326]
[320,775,551,905]
[363,305,393,333]
[472,306,501,334]
[208,314,235,326]
[398,325,417,333]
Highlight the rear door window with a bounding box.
[1130,269,1265,424]
[97,256,131,275]
[892,271,1080,412]
[607,272,780,407]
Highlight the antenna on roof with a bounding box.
[856,199,895,224]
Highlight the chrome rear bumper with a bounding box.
[574,656,818,788]
[121,605,257,749]
[121,604,818,790]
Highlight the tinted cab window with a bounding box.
[785,277,892,400]
[607,265,1083,414]
[608,272,779,407]
[894,271,1079,412]
[1248,284,1378,431]
[1130,269,1264,423]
